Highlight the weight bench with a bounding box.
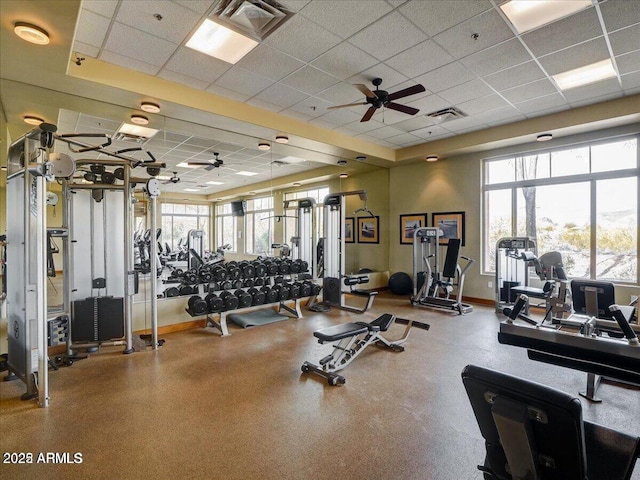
[301,313,429,385]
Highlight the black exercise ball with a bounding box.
[388,272,413,295]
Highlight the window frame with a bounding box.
[161,202,211,252]
[244,196,274,255]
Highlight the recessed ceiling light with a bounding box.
[355,156,366,161]
[275,135,289,144]
[184,188,200,192]
[537,133,553,142]
[339,173,348,179]
[130,114,149,125]
[186,18,258,64]
[425,155,438,162]
[140,102,160,113]
[23,116,44,126]
[206,181,225,185]
[1,166,7,171]
[14,22,50,45]
[258,142,271,150]
[236,171,258,176]
[500,0,591,34]
[292,182,301,187]
[552,59,617,90]
[337,159,347,166]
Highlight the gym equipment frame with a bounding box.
[411,227,474,314]
[301,313,430,385]
[494,236,537,313]
[321,191,377,313]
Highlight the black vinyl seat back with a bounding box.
[462,365,587,480]
[442,238,461,279]
[570,279,615,319]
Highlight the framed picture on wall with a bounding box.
[357,216,379,244]
[432,211,465,246]
[344,217,355,243]
[399,213,427,244]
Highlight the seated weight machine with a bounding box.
[411,227,474,314]
[320,191,377,313]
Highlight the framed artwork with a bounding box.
[399,213,427,244]
[344,217,355,243]
[357,216,379,244]
[432,211,465,246]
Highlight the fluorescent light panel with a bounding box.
[117,122,158,138]
[500,0,591,34]
[236,171,258,176]
[176,162,200,169]
[186,19,258,64]
[552,59,617,90]
[206,181,225,185]
[184,188,200,192]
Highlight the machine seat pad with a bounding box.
[313,322,369,342]
[367,313,395,332]
[510,285,547,299]
[350,289,378,297]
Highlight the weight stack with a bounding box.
[72,296,125,342]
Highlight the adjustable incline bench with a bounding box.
[301,313,430,385]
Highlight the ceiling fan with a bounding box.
[186,152,224,170]
[328,78,426,122]
[162,172,182,184]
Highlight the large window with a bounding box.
[215,203,237,252]
[483,136,638,283]
[161,203,210,252]
[283,187,329,244]
[245,197,274,255]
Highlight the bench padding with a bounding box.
[313,322,369,342]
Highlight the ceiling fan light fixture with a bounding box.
[23,115,44,126]
[14,22,50,45]
[258,142,271,150]
[425,155,438,162]
[140,102,160,113]
[130,114,149,125]
[537,133,553,142]
[275,135,289,144]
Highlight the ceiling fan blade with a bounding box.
[387,84,426,101]
[327,102,368,110]
[354,84,377,99]
[205,165,215,171]
[360,106,377,122]
[186,161,211,166]
[386,102,420,116]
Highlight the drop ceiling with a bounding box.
[1,0,639,196]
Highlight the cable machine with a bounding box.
[321,191,377,313]
[494,237,537,313]
[289,198,316,280]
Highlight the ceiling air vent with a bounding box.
[426,107,468,124]
[210,0,294,41]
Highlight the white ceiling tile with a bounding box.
[163,47,231,84]
[610,25,640,57]
[385,132,422,146]
[564,78,623,104]
[403,94,452,115]
[100,50,161,75]
[205,83,250,102]
[600,0,640,32]
[115,0,201,44]
[521,7,601,58]
[103,22,177,67]
[414,62,476,93]
[440,115,487,132]
[315,108,363,126]
[375,107,416,125]
[280,66,340,95]
[158,69,209,89]
[172,0,215,14]
[476,106,526,127]
[482,61,546,92]
[515,93,569,116]
[399,0,491,37]
[308,117,339,129]
[457,94,510,115]
[245,97,283,112]
[254,83,309,108]
[311,42,378,80]
[75,9,111,47]
[280,0,312,12]
[438,79,494,105]
[299,0,392,38]
[264,15,342,62]
[316,82,364,105]
[236,45,305,81]
[502,78,558,104]
[386,0,408,7]
[340,119,385,135]
[621,71,640,92]
[348,12,427,62]
[285,96,334,118]
[617,50,640,75]
[390,115,435,132]
[409,124,452,140]
[366,124,404,139]
[460,38,533,77]
[433,10,514,59]
[538,38,610,76]
[214,67,274,97]
[348,63,409,91]
[82,0,118,17]
[73,41,100,58]
[385,40,454,78]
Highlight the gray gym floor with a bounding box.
[1,292,638,479]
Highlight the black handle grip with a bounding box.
[609,305,638,342]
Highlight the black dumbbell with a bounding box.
[254,262,267,277]
[289,282,301,299]
[199,270,213,283]
[274,276,284,285]
[227,266,242,280]
[243,278,255,288]
[220,280,233,290]
[164,287,180,297]
[311,283,322,296]
[300,281,312,297]
[254,277,265,287]
[248,287,266,305]
[180,285,196,296]
[266,261,278,276]
[299,260,309,272]
[232,279,244,290]
[220,291,239,311]
[290,260,301,274]
[183,270,198,285]
[208,282,219,293]
[205,293,224,313]
[234,289,253,308]
[261,285,278,304]
[188,295,208,315]
[212,266,228,281]
[279,284,290,301]
[278,260,291,274]
[241,263,255,279]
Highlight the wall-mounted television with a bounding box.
[231,200,246,217]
